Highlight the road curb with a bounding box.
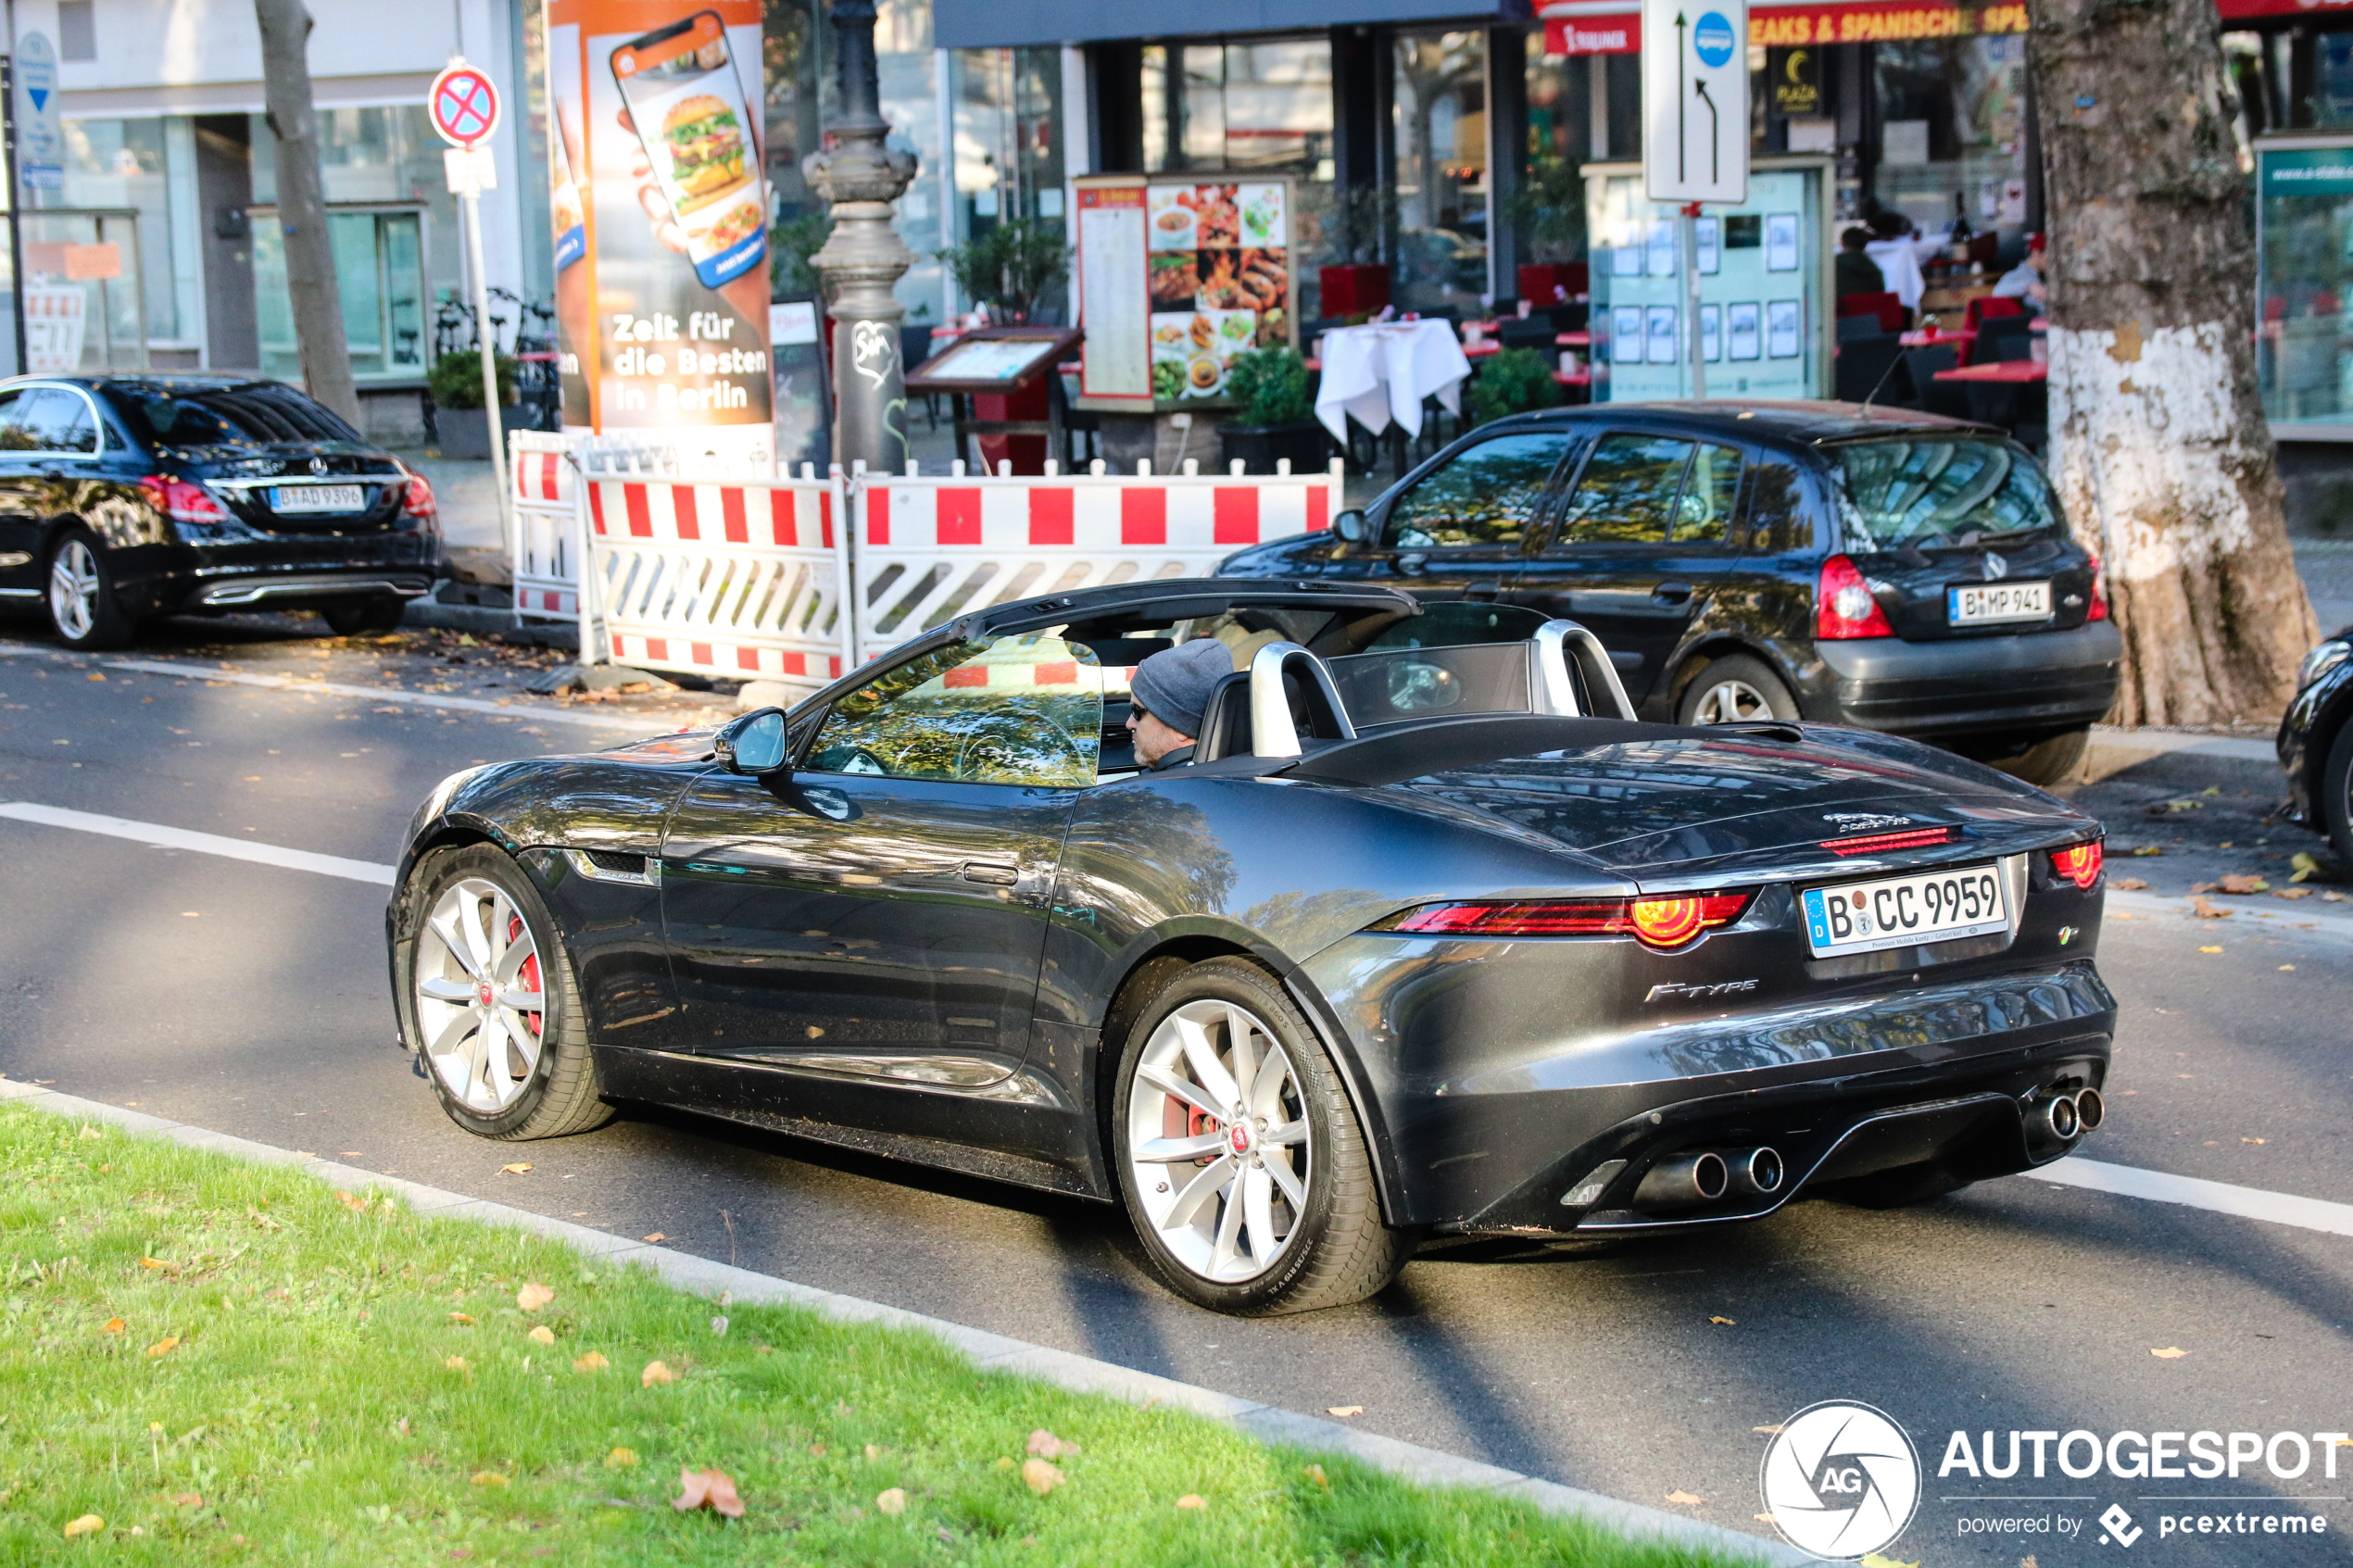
[0,1076,1800,1566]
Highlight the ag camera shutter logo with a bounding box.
[1759,1401,1922,1559]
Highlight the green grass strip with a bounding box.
[0,1102,1754,1564]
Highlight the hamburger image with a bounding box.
[661,94,748,214]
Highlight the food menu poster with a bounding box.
[1075,177,1294,411]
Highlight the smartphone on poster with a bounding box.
[549,107,586,272]
[610,9,767,288]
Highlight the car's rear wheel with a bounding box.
[1679,653,1798,725]
[46,530,134,651]
[321,596,408,636]
[1987,726,2090,788]
[2323,721,2353,871]
[1112,958,1414,1315]
[393,844,612,1140]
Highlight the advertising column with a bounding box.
[543,1,774,470]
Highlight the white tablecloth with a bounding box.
[1314,320,1475,443]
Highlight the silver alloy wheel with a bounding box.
[414,877,548,1114]
[48,540,100,641]
[1691,677,1774,724]
[1126,998,1310,1284]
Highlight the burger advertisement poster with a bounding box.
[544,0,773,466]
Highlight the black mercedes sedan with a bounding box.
[385,580,2113,1316]
[1218,401,2122,785]
[0,373,440,649]
[2278,621,2353,866]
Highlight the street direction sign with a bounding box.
[13,31,62,192]
[429,62,501,150]
[1642,0,1748,205]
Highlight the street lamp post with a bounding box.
[803,0,918,476]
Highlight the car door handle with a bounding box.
[1395,552,1428,577]
[1652,580,1694,604]
[961,861,1019,885]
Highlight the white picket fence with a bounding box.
[509,433,1339,692]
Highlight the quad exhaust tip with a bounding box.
[2073,1086,2105,1132]
[1727,1146,1785,1197]
[1633,1151,1729,1210]
[2041,1093,2081,1142]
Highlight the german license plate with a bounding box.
[1801,863,2009,958]
[1947,581,2051,625]
[271,484,366,513]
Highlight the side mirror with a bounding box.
[1333,509,1369,546]
[714,708,789,774]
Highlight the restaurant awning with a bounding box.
[1540,0,2028,55]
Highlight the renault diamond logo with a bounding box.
[1982,554,2010,581]
[1758,1401,1920,1560]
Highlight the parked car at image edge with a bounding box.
[1218,400,2122,786]
[385,579,2114,1317]
[0,372,441,650]
[2279,621,2353,867]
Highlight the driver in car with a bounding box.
[1125,639,1232,771]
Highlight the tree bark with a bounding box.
[254,0,359,426]
[2029,0,2318,726]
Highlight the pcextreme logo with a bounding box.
[1760,1401,1923,1560]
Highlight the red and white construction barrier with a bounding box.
[509,432,581,621]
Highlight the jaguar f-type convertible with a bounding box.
[386,581,2113,1315]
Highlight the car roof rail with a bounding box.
[1534,620,1636,721]
[1248,641,1357,759]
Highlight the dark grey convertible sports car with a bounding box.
[386,580,2113,1315]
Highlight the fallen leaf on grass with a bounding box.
[448,1312,474,1325]
[1176,1494,1208,1511]
[1021,1458,1064,1496]
[102,1318,123,1336]
[499,1162,531,1175]
[875,1487,907,1515]
[673,1466,746,1518]
[472,1472,509,1488]
[2150,1347,2188,1359]
[1026,1429,1081,1460]
[170,1492,202,1508]
[711,1315,728,1336]
[2192,897,2232,920]
[145,1336,179,1358]
[1708,1315,1736,1325]
[1326,1405,1364,1418]
[1303,1463,1328,1489]
[864,1445,884,1461]
[574,1352,610,1374]
[1666,1489,1706,1505]
[641,1360,677,1387]
[604,1448,637,1469]
[63,1514,105,1537]
[445,1356,471,1372]
[517,1282,554,1312]
[139,1257,179,1273]
[526,1325,555,1346]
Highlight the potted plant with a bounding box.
[427,350,518,460]
[1467,347,1563,427]
[934,218,1071,321]
[1217,346,1326,473]
[1310,186,1394,322]
[1505,159,1589,318]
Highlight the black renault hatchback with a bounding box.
[0,373,441,650]
[1218,400,2121,784]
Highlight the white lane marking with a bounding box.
[0,802,396,885]
[99,658,650,731]
[2031,1156,2353,1240]
[2106,888,2353,943]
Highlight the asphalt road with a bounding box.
[4,612,2350,1568]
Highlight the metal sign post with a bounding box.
[429,58,512,553]
[0,58,23,374]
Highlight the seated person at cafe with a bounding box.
[1125,639,1233,771]
[1993,232,2047,317]
[1863,210,1928,321]
[1836,227,1887,304]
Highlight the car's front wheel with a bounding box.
[2323,721,2353,871]
[46,529,134,651]
[1112,958,1414,1315]
[392,844,612,1140]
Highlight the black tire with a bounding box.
[1677,652,1800,725]
[1988,726,2091,788]
[2324,720,2353,872]
[321,596,409,636]
[1109,957,1415,1315]
[45,527,135,651]
[391,844,613,1140]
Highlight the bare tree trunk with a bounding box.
[255,0,359,425]
[2029,0,2318,726]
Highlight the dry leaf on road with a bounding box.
[2113,877,2148,890]
[1021,1458,1064,1496]
[1666,1489,1706,1505]
[2192,897,2232,920]
[642,1233,668,1243]
[1756,1512,1779,1524]
[2150,1347,2188,1359]
[1326,1405,1364,1418]
[2198,946,2224,954]
[1026,1429,1080,1460]
[517,1282,554,1311]
[673,1466,746,1518]
[876,1487,907,1515]
[2219,875,2270,895]
[499,1162,531,1175]
[1753,1425,1785,1435]
[642,1360,678,1386]
[1708,1316,1736,1325]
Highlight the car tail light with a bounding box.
[1816,553,1894,639]
[401,474,435,516]
[2051,840,2104,889]
[2085,554,2108,621]
[1379,892,1752,950]
[1820,825,1957,856]
[138,474,228,527]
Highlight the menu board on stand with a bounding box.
[1072,175,1295,413]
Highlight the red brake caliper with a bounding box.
[1164,1090,1219,1166]
[508,915,543,1038]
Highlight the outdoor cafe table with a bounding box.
[1934,357,2046,430]
[1314,320,1474,444]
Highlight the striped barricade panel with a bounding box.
[509,433,580,621]
[851,464,1335,665]
[581,472,850,691]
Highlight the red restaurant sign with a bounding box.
[1541,0,2028,54]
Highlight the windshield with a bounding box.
[103,382,361,449]
[1829,438,2060,551]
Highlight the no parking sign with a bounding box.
[430,63,501,149]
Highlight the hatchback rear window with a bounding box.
[1828,438,2059,551]
[102,382,360,449]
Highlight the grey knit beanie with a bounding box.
[1127,639,1235,740]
